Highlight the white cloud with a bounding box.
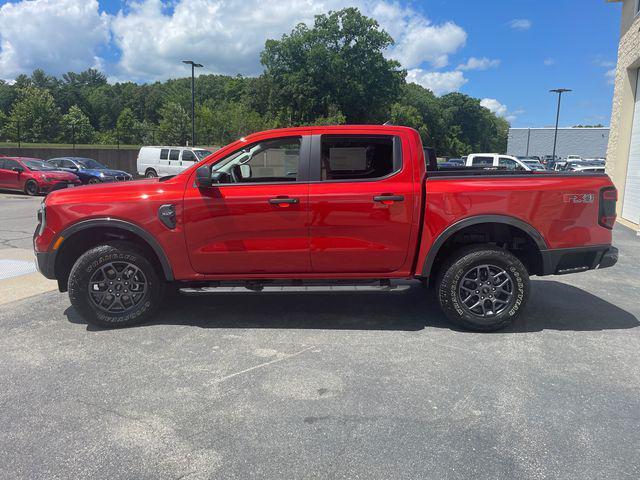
[456,57,500,71]
[605,68,616,85]
[593,55,615,68]
[0,0,469,83]
[508,19,532,31]
[406,69,467,96]
[543,57,556,66]
[481,98,520,122]
[109,0,468,81]
[375,2,467,69]
[0,0,110,80]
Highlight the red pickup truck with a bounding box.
[34,125,618,331]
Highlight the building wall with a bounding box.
[507,128,609,158]
[606,0,640,227]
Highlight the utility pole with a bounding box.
[17,118,21,149]
[182,60,203,147]
[550,88,571,161]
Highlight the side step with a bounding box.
[179,280,412,295]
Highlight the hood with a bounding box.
[82,168,130,177]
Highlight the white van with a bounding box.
[136,146,213,178]
[465,153,532,171]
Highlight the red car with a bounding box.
[0,156,82,195]
[34,126,618,331]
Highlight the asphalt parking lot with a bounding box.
[1,191,639,479]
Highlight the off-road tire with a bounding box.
[68,242,163,328]
[436,245,529,331]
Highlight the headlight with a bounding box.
[37,202,46,236]
[99,172,106,177]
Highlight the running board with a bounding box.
[179,284,411,295]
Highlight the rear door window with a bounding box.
[318,136,399,181]
[160,149,169,160]
[169,149,180,161]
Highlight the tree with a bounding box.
[6,86,60,143]
[158,102,190,145]
[60,105,94,143]
[115,107,140,144]
[261,7,405,124]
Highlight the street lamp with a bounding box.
[182,60,203,146]
[549,88,571,162]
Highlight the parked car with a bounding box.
[446,158,465,166]
[520,159,546,171]
[465,153,531,171]
[566,160,606,173]
[137,146,213,178]
[566,155,583,162]
[47,157,132,184]
[542,155,560,167]
[35,125,618,332]
[0,157,81,195]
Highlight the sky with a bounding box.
[0,0,623,128]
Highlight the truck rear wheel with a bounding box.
[68,242,163,328]
[436,246,529,331]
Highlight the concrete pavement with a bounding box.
[1,189,639,479]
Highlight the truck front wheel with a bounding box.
[436,246,529,331]
[68,242,163,328]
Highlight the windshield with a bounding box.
[194,150,212,160]
[76,158,106,169]
[24,160,57,171]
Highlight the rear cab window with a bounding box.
[472,156,494,167]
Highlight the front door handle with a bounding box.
[268,197,299,206]
[373,195,404,203]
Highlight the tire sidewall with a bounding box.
[439,248,529,331]
[69,244,162,327]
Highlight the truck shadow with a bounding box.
[65,279,638,333]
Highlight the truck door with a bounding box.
[183,133,312,274]
[307,133,416,273]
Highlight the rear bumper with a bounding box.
[540,245,618,276]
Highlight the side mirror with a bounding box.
[195,165,212,188]
[12,167,24,174]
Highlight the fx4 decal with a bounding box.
[563,193,595,204]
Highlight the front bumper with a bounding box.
[540,245,618,276]
[34,250,56,279]
[40,181,82,193]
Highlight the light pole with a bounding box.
[549,88,571,162]
[182,60,203,146]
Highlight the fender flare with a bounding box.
[56,218,174,281]
[420,214,547,278]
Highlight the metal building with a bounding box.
[507,127,610,159]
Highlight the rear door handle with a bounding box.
[268,197,299,206]
[373,195,404,203]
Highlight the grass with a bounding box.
[0,142,141,149]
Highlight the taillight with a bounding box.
[598,187,617,229]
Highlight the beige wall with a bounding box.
[606,0,640,227]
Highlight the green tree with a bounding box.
[60,105,94,143]
[6,86,60,142]
[261,7,405,124]
[158,102,190,145]
[115,107,140,144]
